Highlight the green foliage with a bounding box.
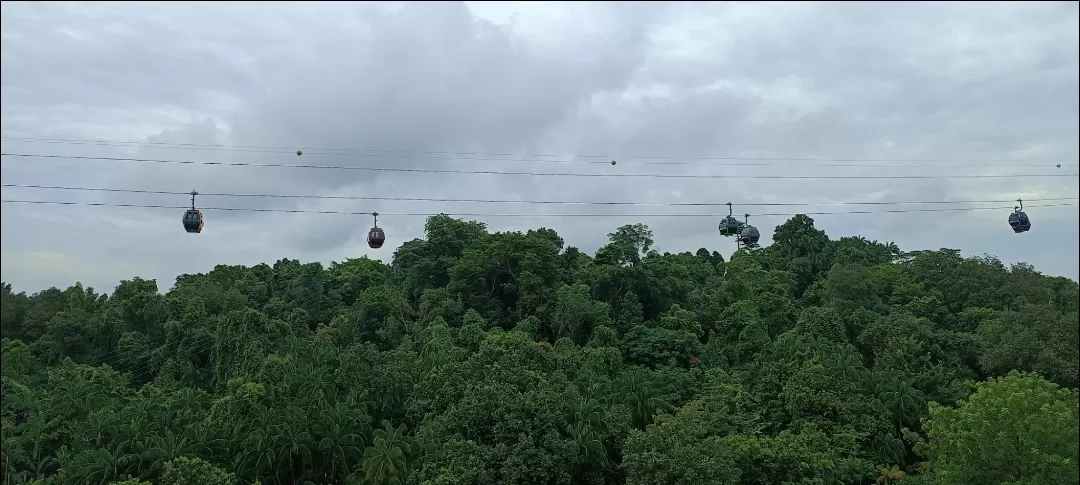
[161,456,235,485]
[1,216,1076,485]
[918,372,1079,485]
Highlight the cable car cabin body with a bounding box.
[182,209,204,233]
[367,227,386,249]
[738,226,760,245]
[719,216,739,236]
[1008,211,1031,233]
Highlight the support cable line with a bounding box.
[3,135,1074,167]
[4,183,1078,208]
[2,198,1075,218]
[2,152,1075,180]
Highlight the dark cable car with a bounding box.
[367,212,386,249]
[719,202,740,236]
[738,213,760,246]
[719,216,740,236]
[738,225,761,245]
[182,190,204,234]
[1008,199,1031,233]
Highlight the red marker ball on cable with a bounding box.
[297,150,303,156]
[611,160,617,165]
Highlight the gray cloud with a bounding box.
[2,1,1077,294]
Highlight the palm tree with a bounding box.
[876,374,925,430]
[566,398,608,465]
[79,409,120,450]
[362,439,407,485]
[168,387,210,423]
[611,369,667,429]
[373,420,411,457]
[234,427,276,483]
[823,350,870,392]
[311,405,368,482]
[62,448,122,485]
[871,432,907,467]
[233,406,280,482]
[876,464,905,484]
[358,420,412,485]
[182,422,227,460]
[272,408,315,485]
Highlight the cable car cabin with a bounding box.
[367,227,386,249]
[738,226,760,245]
[182,209,204,234]
[1008,211,1031,233]
[719,216,740,236]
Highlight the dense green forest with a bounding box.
[2,214,1078,485]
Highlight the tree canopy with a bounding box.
[2,213,1077,485]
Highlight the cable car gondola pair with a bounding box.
[719,202,760,248]
[181,191,387,249]
[1008,199,1031,234]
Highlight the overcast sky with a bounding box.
[2,1,1078,294]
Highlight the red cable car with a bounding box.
[367,212,385,249]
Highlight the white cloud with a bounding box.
[1,1,1077,293]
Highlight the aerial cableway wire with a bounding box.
[4,183,1078,208]
[3,136,1075,167]
[2,199,1076,218]
[6,196,1076,406]
[0,136,1071,166]
[1,152,1076,179]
